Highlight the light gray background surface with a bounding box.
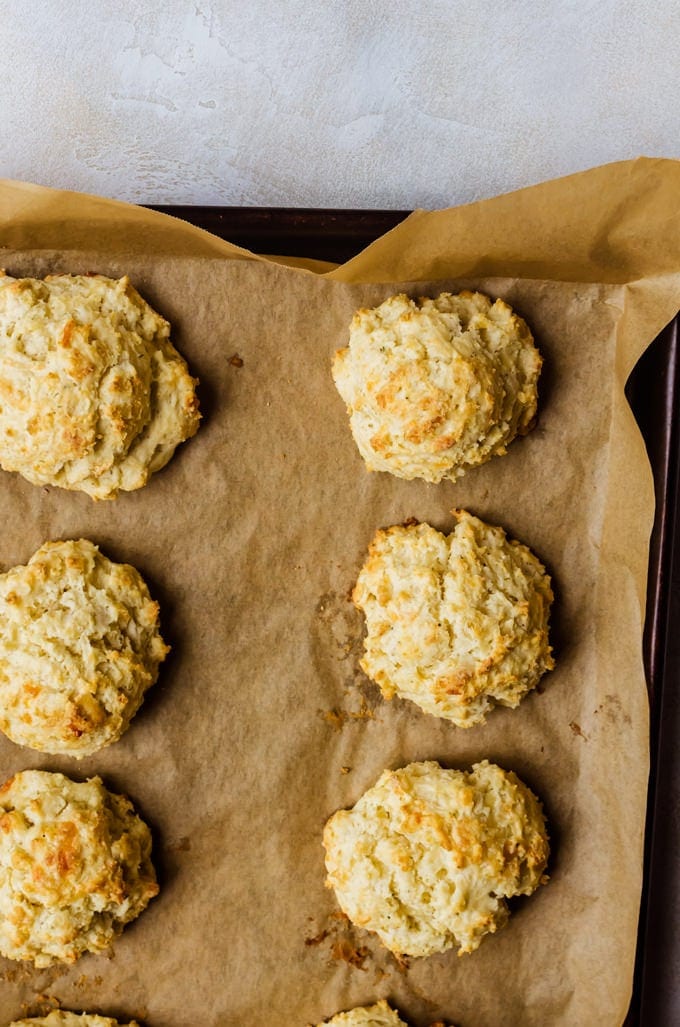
[2,1,679,206]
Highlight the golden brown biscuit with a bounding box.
[317,1001,407,1026]
[323,760,549,957]
[332,291,541,483]
[11,1014,139,1027]
[0,770,158,966]
[352,510,554,727]
[0,539,169,757]
[316,1008,451,1027]
[0,272,199,499]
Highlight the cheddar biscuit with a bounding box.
[353,510,554,727]
[332,291,541,482]
[323,760,549,957]
[0,539,168,757]
[0,770,158,966]
[317,1000,407,1026]
[11,1013,140,1027]
[0,272,200,499]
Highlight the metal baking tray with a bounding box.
[150,206,680,1027]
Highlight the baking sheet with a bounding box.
[1,160,680,1026]
[625,313,680,1025]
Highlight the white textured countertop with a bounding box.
[3,2,680,207]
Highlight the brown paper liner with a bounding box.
[1,158,679,1026]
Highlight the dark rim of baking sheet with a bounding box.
[148,205,680,1027]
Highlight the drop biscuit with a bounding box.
[323,760,549,957]
[332,291,541,483]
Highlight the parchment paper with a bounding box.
[0,158,679,1027]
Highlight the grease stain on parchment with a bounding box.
[314,588,384,727]
[0,962,72,987]
[315,589,364,665]
[304,912,378,976]
[594,693,632,726]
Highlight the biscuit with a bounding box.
[317,1000,407,1026]
[0,770,158,966]
[352,510,554,727]
[332,291,541,483]
[11,1014,139,1027]
[0,539,169,757]
[323,760,549,957]
[0,272,200,499]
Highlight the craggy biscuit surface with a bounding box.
[317,1000,407,1026]
[323,760,549,957]
[353,510,554,727]
[0,539,169,757]
[11,1013,139,1026]
[332,291,541,483]
[0,272,200,499]
[0,770,158,966]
